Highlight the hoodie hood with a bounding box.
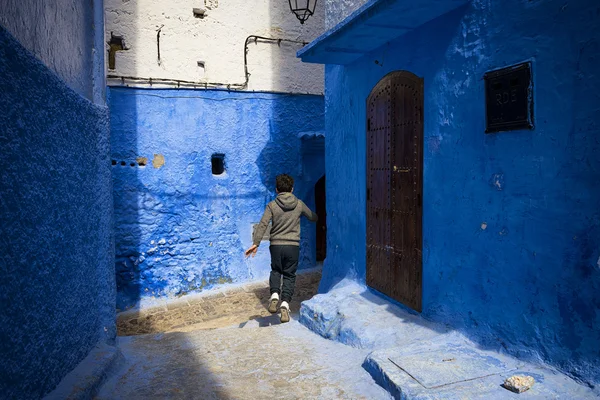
[275,192,298,211]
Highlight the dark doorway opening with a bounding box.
[315,175,326,262]
[366,71,423,312]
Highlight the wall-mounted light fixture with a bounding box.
[288,0,317,24]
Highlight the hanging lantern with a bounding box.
[288,0,317,24]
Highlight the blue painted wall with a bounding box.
[108,88,324,310]
[0,25,115,399]
[321,0,600,386]
[0,0,99,100]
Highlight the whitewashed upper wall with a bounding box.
[0,0,105,102]
[105,0,325,94]
[325,0,369,29]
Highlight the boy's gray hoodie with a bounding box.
[253,192,318,247]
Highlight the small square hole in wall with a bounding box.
[211,153,225,175]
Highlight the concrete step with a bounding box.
[44,343,123,400]
[299,279,598,399]
[364,337,597,399]
[299,278,449,350]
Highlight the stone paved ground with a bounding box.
[99,268,392,400]
[80,269,600,399]
[117,269,322,335]
[96,320,392,400]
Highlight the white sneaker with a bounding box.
[268,293,279,313]
[280,301,290,323]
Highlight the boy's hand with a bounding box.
[245,245,258,258]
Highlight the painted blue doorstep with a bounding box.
[300,279,599,399]
[364,343,596,399]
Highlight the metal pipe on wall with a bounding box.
[107,35,312,94]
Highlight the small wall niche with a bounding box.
[197,61,206,78]
[107,33,126,70]
[211,153,225,175]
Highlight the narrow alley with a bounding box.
[98,271,392,399]
[2,0,600,399]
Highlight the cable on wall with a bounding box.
[156,25,164,65]
[107,35,311,92]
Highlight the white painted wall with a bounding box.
[105,0,325,94]
[325,0,369,29]
[0,0,105,102]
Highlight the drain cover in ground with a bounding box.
[388,342,519,389]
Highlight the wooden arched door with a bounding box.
[366,71,423,312]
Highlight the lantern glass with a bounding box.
[288,0,317,24]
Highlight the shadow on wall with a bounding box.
[298,136,326,267]
[260,0,327,270]
[106,93,243,400]
[102,1,327,397]
[108,0,325,314]
[0,25,114,398]
[109,87,143,311]
[109,89,324,313]
[256,113,325,271]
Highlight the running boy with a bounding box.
[245,174,318,323]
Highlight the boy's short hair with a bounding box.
[276,174,294,193]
